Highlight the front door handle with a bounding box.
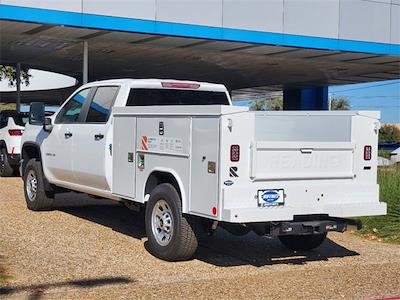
[64,132,72,139]
[94,133,104,141]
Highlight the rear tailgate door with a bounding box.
[250,141,354,181]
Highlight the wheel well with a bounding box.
[145,171,182,201]
[21,144,41,176]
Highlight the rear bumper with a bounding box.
[221,182,387,223]
[222,202,387,223]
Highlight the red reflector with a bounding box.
[8,129,23,136]
[230,144,240,162]
[212,207,217,216]
[364,145,372,161]
[161,82,200,89]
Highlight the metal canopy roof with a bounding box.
[0,20,399,104]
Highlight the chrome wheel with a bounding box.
[151,199,174,246]
[26,169,38,202]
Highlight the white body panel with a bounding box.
[21,79,386,225]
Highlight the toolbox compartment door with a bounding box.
[112,116,137,198]
[189,117,220,217]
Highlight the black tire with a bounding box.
[145,183,198,261]
[23,158,54,211]
[279,233,327,251]
[0,148,14,177]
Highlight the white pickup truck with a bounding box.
[21,79,386,261]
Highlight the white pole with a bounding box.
[16,63,21,112]
[83,41,88,84]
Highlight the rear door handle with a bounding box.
[94,133,104,141]
[64,132,72,139]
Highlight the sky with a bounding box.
[234,80,400,124]
[329,79,400,124]
[0,69,76,91]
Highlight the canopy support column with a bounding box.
[83,41,88,84]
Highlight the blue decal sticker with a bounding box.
[261,190,280,203]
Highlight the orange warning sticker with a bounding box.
[141,136,148,150]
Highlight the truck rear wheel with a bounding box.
[145,183,198,261]
[23,159,54,211]
[0,148,14,177]
[279,233,327,251]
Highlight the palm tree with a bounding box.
[330,96,350,110]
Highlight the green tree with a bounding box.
[330,96,350,110]
[250,97,283,111]
[0,65,31,87]
[379,124,400,143]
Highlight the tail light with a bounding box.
[8,129,23,136]
[161,82,200,89]
[230,144,240,162]
[364,145,372,161]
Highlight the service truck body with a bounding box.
[112,106,385,223]
[21,79,386,261]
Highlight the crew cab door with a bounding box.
[42,88,92,184]
[72,86,119,191]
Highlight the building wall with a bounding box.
[1,0,399,45]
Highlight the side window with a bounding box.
[56,88,91,123]
[85,86,119,123]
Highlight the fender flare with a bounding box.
[20,142,42,177]
[143,167,188,213]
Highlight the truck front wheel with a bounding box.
[145,183,198,261]
[279,233,327,251]
[23,159,54,211]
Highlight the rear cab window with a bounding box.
[0,112,28,127]
[13,116,29,126]
[126,89,230,106]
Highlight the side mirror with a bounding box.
[43,117,53,132]
[29,102,45,125]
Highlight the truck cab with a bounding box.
[21,79,386,261]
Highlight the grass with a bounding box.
[0,262,8,284]
[0,104,16,111]
[378,150,393,160]
[358,164,400,244]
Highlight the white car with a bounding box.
[390,147,400,164]
[0,110,28,176]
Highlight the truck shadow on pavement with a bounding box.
[194,232,359,267]
[54,194,360,268]
[0,276,133,299]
